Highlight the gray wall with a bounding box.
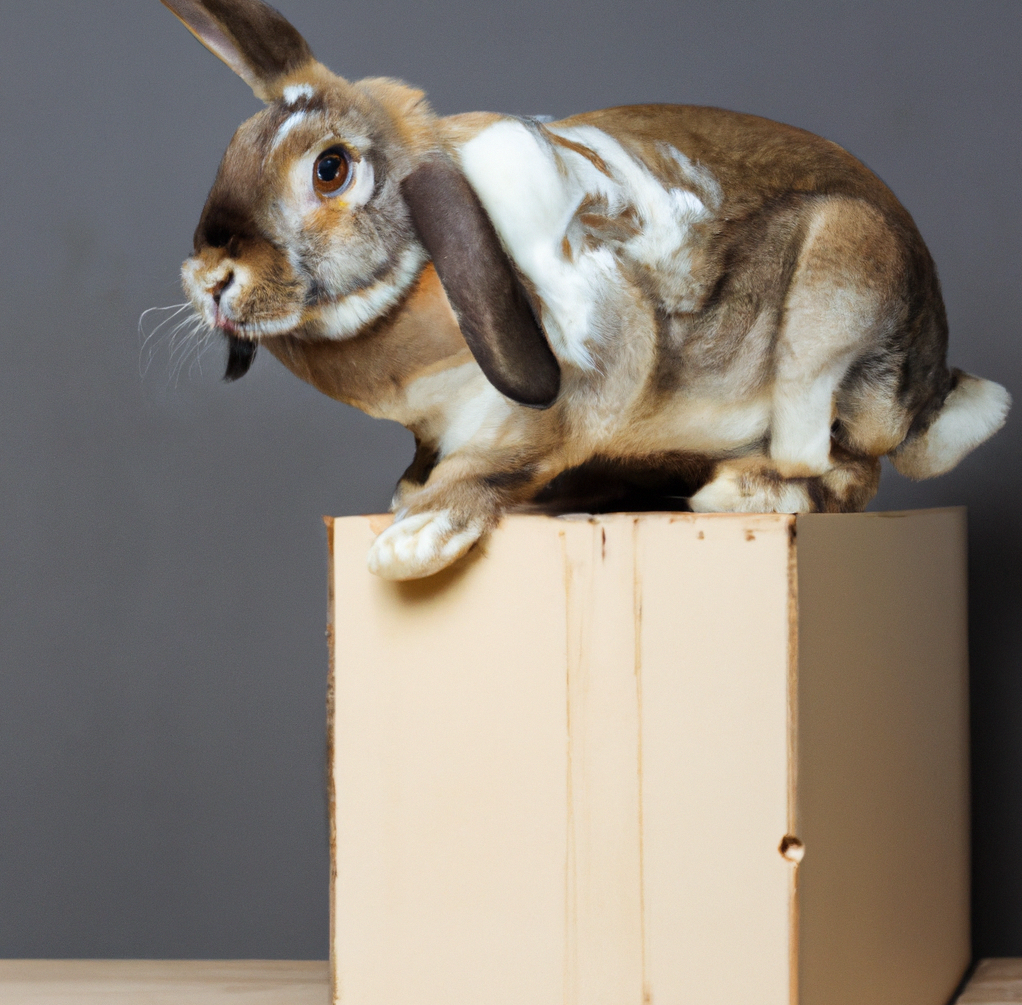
[0,0,1018,959]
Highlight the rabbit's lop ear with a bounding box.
[160,0,315,101]
[401,159,561,409]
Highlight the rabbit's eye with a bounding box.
[314,147,352,196]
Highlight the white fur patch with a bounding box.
[892,373,1011,478]
[338,156,374,207]
[283,83,314,105]
[458,120,718,370]
[232,312,304,338]
[553,125,715,311]
[381,364,514,458]
[437,382,514,456]
[317,243,427,339]
[459,120,617,369]
[272,110,308,151]
[657,142,723,211]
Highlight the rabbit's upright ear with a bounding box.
[401,159,561,409]
[160,0,315,101]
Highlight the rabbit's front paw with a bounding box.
[368,511,484,580]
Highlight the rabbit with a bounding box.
[161,0,1010,580]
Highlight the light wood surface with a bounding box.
[795,510,971,1005]
[958,960,1022,1003]
[0,957,1017,1002]
[0,960,329,1004]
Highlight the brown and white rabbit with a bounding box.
[161,0,1010,580]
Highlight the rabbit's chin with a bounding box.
[211,312,304,338]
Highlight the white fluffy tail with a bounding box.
[890,370,1011,479]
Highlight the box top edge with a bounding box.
[326,508,963,525]
[795,506,966,523]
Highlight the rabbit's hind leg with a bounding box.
[767,196,905,477]
[706,197,903,516]
[688,451,879,514]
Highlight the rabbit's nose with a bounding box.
[210,272,234,305]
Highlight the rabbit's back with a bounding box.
[560,104,909,219]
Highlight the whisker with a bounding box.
[168,321,203,386]
[174,316,214,386]
[138,302,194,379]
[138,302,189,327]
[188,326,219,380]
[139,300,252,388]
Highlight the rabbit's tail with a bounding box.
[889,369,1011,479]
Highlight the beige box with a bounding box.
[326,510,970,1005]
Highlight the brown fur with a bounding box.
[264,264,467,417]
[163,0,1007,579]
[162,0,314,100]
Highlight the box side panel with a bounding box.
[563,517,646,1005]
[797,510,971,1005]
[330,516,570,1005]
[636,514,796,1005]
[324,517,338,1004]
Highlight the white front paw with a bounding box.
[368,511,484,580]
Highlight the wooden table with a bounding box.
[958,960,1022,1003]
[0,961,329,1003]
[0,958,1017,1003]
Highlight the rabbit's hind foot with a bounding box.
[688,454,880,515]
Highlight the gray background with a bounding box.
[0,0,1018,960]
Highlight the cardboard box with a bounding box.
[326,510,969,1005]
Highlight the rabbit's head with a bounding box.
[164,0,560,404]
[168,2,432,379]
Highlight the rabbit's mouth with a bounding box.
[183,241,309,340]
[214,311,241,336]
[211,306,303,339]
